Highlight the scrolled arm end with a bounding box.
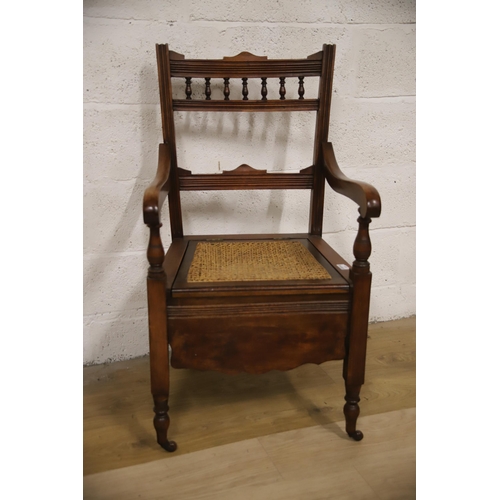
[143,201,160,226]
[143,143,172,227]
[365,194,381,219]
[321,142,381,219]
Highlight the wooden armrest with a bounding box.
[143,143,172,226]
[321,142,381,219]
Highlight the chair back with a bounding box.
[156,44,336,237]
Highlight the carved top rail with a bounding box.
[168,49,323,78]
[170,59,322,78]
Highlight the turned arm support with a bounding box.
[143,143,172,273]
[321,142,381,219]
[143,143,172,227]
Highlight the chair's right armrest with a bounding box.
[143,143,171,226]
[321,142,381,219]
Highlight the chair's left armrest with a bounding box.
[143,143,172,226]
[321,142,381,219]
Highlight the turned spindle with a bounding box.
[204,77,211,100]
[261,77,268,101]
[184,77,192,100]
[298,76,305,99]
[223,78,230,100]
[279,77,286,100]
[242,77,249,100]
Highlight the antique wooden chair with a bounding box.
[143,44,381,452]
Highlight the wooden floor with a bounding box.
[84,317,415,498]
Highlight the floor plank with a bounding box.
[84,408,415,500]
[84,438,282,500]
[259,408,416,499]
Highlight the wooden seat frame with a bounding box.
[143,44,381,452]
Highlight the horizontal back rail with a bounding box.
[178,173,313,190]
[170,59,322,78]
[176,165,314,190]
[172,99,319,112]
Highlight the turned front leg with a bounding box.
[343,215,372,441]
[153,396,176,452]
[344,384,363,441]
[147,223,177,452]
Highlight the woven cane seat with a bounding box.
[187,240,331,282]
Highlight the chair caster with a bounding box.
[348,430,364,441]
[160,440,178,452]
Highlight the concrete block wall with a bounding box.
[83,0,416,365]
